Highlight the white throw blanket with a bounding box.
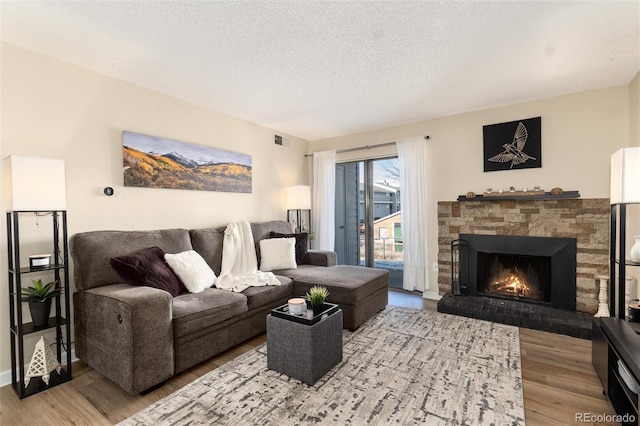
[215,221,280,292]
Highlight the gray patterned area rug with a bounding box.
[119,306,525,425]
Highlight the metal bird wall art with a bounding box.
[488,122,536,168]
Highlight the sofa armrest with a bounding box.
[74,284,174,395]
[305,250,337,267]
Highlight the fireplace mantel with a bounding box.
[456,190,580,201]
[437,198,609,314]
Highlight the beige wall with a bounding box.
[630,71,639,147]
[311,84,632,296]
[0,43,309,374]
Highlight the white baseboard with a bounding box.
[422,291,442,301]
[0,349,77,388]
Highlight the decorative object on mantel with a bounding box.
[550,187,564,195]
[24,336,62,388]
[483,189,545,198]
[465,191,476,199]
[457,190,579,201]
[595,275,611,318]
[631,236,640,263]
[483,117,541,172]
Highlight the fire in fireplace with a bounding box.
[477,252,551,303]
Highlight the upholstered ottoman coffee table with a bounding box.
[277,265,390,330]
[266,307,343,385]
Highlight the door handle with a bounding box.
[339,226,345,229]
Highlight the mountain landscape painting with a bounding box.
[122,131,252,193]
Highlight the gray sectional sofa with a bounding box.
[70,220,389,395]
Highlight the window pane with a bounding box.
[336,158,404,289]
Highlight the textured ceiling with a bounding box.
[1,1,639,141]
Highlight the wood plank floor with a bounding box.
[0,290,618,425]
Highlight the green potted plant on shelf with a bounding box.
[306,285,330,316]
[21,279,61,328]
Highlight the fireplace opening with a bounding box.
[459,234,577,311]
[477,252,551,304]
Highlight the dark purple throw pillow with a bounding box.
[110,246,186,297]
[270,232,309,265]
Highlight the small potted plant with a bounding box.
[306,285,330,316]
[21,279,60,328]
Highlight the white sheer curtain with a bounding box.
[311,150,336,250]
[397,138,429,292]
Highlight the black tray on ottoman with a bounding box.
[271,302,339,325]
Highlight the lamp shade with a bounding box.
[8,155,67,211]
[610,147,640,204]
[286,185,311,210]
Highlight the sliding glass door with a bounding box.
[335,158,404,288]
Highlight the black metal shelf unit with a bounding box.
[6,210,72,399]
[592,202,640,425]
[609,202,640,319]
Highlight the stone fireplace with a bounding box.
[436,198,609,338]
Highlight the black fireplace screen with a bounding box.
[458,233,577,311]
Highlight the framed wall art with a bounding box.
[122,131,252,193]
[483,117,541,172]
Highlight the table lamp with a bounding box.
[287,185,311,233]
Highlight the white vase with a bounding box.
[631,236,640,263]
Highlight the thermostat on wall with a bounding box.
[29,254,51,269]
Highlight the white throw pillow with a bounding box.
[164,250,216,293]
[259,238,297,272]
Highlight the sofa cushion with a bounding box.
[70,228,193,291]
[189,227,225,276]
[110,246,187,297]
[278,265,389,305]
[165,250,216,294]
[250,221,294,262]
[241,275,294,310]
[172,288,247,338]
[259,238,297,271]
[270,231,309,264]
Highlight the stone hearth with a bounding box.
[437,198,609,314]
[437,294,593,339]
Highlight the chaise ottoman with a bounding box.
[275,265,389,330]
